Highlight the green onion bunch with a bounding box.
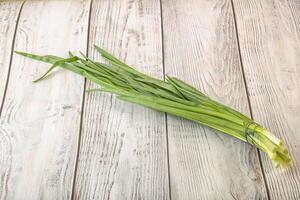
[15,45,291,168]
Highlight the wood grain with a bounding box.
[0,1,23,112]
[232,0,300,199]
[0,1,90,199]
[162,0,268,199]
[73,0,169,199]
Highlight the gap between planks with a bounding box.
[159,0,172,199]
[0,1,25,116]
[229,0,271,199]
[71,0,93,199]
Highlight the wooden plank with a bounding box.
[0,1,23,111]
[161,0,268,199]
[232,0,300,199]
[0,1,90,199]
[72,0,169,199]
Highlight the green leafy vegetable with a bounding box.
[15,45,291,168]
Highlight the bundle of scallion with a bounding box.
[15,45,291,168]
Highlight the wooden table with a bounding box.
[0,0,299,199]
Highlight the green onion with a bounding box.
[15,45,291,168]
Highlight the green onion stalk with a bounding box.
[15,45,291,168]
